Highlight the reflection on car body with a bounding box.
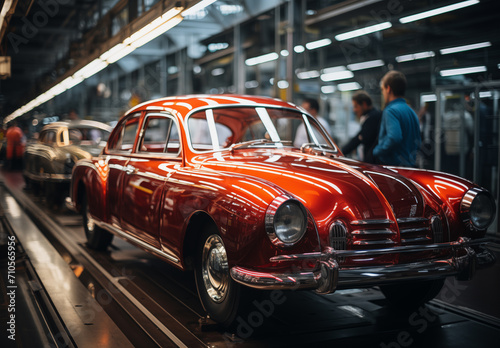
[67,95,496,326]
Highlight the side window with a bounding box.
[43,130,56,145]
[38,131,47,143]
[108,113,141,153]
[138,114,180,155]
[59,131,65,144]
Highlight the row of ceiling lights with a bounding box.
[4,0,217,125]
[243,0,493,93]
[2,0,491,124]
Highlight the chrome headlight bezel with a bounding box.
[460,188,496,231]
[265,195,308,248]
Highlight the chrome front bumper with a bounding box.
[230,237,495,294]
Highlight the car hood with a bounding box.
[193,149,426,227]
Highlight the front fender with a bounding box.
[167,170,322,272]
[390,167,482,239]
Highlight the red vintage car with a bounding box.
[68,94,496,326]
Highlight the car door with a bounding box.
[105,112,142,226]
[120,112,182,250]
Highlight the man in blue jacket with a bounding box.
[373,70,421,167]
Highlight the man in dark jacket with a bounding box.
[373,70,421,167]
[342,91,381,164]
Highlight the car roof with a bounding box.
[41,120,113,132]
[126,94,303,118]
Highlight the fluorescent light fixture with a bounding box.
[294,45,305,53]
[396,51,435,63]
[100,43,127,60]
[182,0,216,17]
[399,0,479,23]
[440,65,487,76]
[321,85,336,94]
[123,18,165,45]
[335,22,391,41]
[46,84,66,97]
[321,70,354,82]
[0,1,14,28]
[280,50,289,56]
[208,42,229,52]
[440,41,491,55]
[421,94,437,103]
[305,38,332,50]
[277,80,289,89]
[498,63,500,69]
[74,59,108,79]
[130,16,183,48]
[322,65,348,74]
[347,59,385,71]
[338,82,362,91]
[123,7,182,45]
[245,80,259,89]
[245,52,279,66]
[297,70,320,79]
[61,76,84,90]
[105,45,136,64]
[479,91,492,98]
[211,68,225,76]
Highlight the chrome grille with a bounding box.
[431,215,444,243]
[330,221,347,250]
[350,219,396,248]
[398,217,432,245]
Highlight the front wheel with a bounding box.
[82,194,113,251]
[194,229,241,326]
[380,279,445,309]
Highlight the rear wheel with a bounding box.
[194,229,241,326]
[380,279,445,309]
[82,194,113,250]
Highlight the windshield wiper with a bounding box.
[300,143,337,155]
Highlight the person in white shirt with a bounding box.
[294,98,331,148]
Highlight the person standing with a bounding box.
[294,98,331,148]
[342,91,382,163]
[5,121,24,170]
[373,71,421,167]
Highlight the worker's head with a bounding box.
[301,98,320,117]
[380,70,407,103]
[351,91,373,118]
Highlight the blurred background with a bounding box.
[0,0,499,225]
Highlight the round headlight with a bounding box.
[265,196,307,247]
[461,188,496,230]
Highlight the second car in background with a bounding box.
[24,120,112,206]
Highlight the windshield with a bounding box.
[68,127,110,146]
[188,106,336,152]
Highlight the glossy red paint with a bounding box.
[69,95,488,275]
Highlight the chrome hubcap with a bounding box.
[202,235,229,303]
